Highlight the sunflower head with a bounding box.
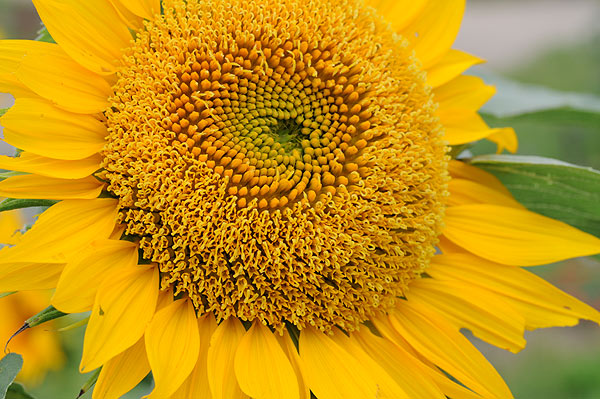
[101,0,448,332]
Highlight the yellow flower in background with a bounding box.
[0,210,64,385]
[0,0,599,398]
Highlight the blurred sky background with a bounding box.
[0,0,599,398]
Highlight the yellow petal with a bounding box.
[448,160,512,197]
[330,330,410,398]
[0,153,101,179]
[0,174,104,200]
[52,239,139,313]
[234,323,299,399]
[436,75,495,112]
[418,363,484,399]
[31,0,131,75]
[172,313,217,399]
[81,265,158,372]
[427,50,484,88]
[299,327,379,399]
[93,335,150,399]
[276,332,310,399]
[145,299,200,398]
[0,209,23,243]
[400,0,465,69]
[448,178,523,208]
[0,261,65,291]
[0,40,48,76]
[207,317,247,399]
[429,253,600,329]
[444,204,600,266]
[0,199,118,264]
[408,278,527,353]
[438,111,496,146]
[354,328,446,399]
[0,74,33,98]
[487,127,518,153]
[1,98,106,160]
[117,0,161,20]
[107,0,144,30]
[391,301,513,398]
[437,235,468,254]
[0,40,113,114]
[366,0,427,33]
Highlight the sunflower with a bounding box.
[0,209,64,385]
[1,0,599,398]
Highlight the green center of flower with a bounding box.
[100,0,448,333]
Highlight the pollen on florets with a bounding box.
[101,0,448,333]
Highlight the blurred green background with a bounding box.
[0,0,599,398]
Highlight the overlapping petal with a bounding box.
[52,240,139,313]
[0,153,101,179]
[444,204,600,265]
[145,299,200,398]
[1,98,107,160]
[80,265,158,372]
[32,0,132,74]
[234,323,299,399]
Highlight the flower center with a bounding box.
[101,0,448,333]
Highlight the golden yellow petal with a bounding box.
[0,261,65,291]
[93,336,150,399]
[429,253,600,329]
[1,98,106,160]
[0,174,104,200]
[0,209,23,244]
[276,332,311,399]
[234,323,300,399]
[32,0,132,74]
[206,317,248,399]
[172,313,217,399]
[408,278,527,353]
[444,204,600,265]
[52,240,139,313]
[145,299,200,398]
[80,265,158,372]
[0,199,118,264]
[0,153,101,179]
[299,327,379,399]
[330,330,411,398]
[366,0,427,32]
[107,0,145,30]
[354,328,446,399]
[116,0,161,20]
[14,41,112,114]
[487,127,519,153]
[400,0,466,69]
[436,75,495,112]
[391,301,513,398]
[448,178,523,208]
[448,160,512,197]
[427,49,484,88]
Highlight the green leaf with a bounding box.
[0,199,59,213]
[5,383,35,399]
[476,72,600,118]
[0,354,23,399]
[5,307,68,354]
[77,368,101,399]
[25,306,67,329]
[471,155,600,238]
[0,108,8,118]
[0,293,15,299]
[35,24,55,44]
